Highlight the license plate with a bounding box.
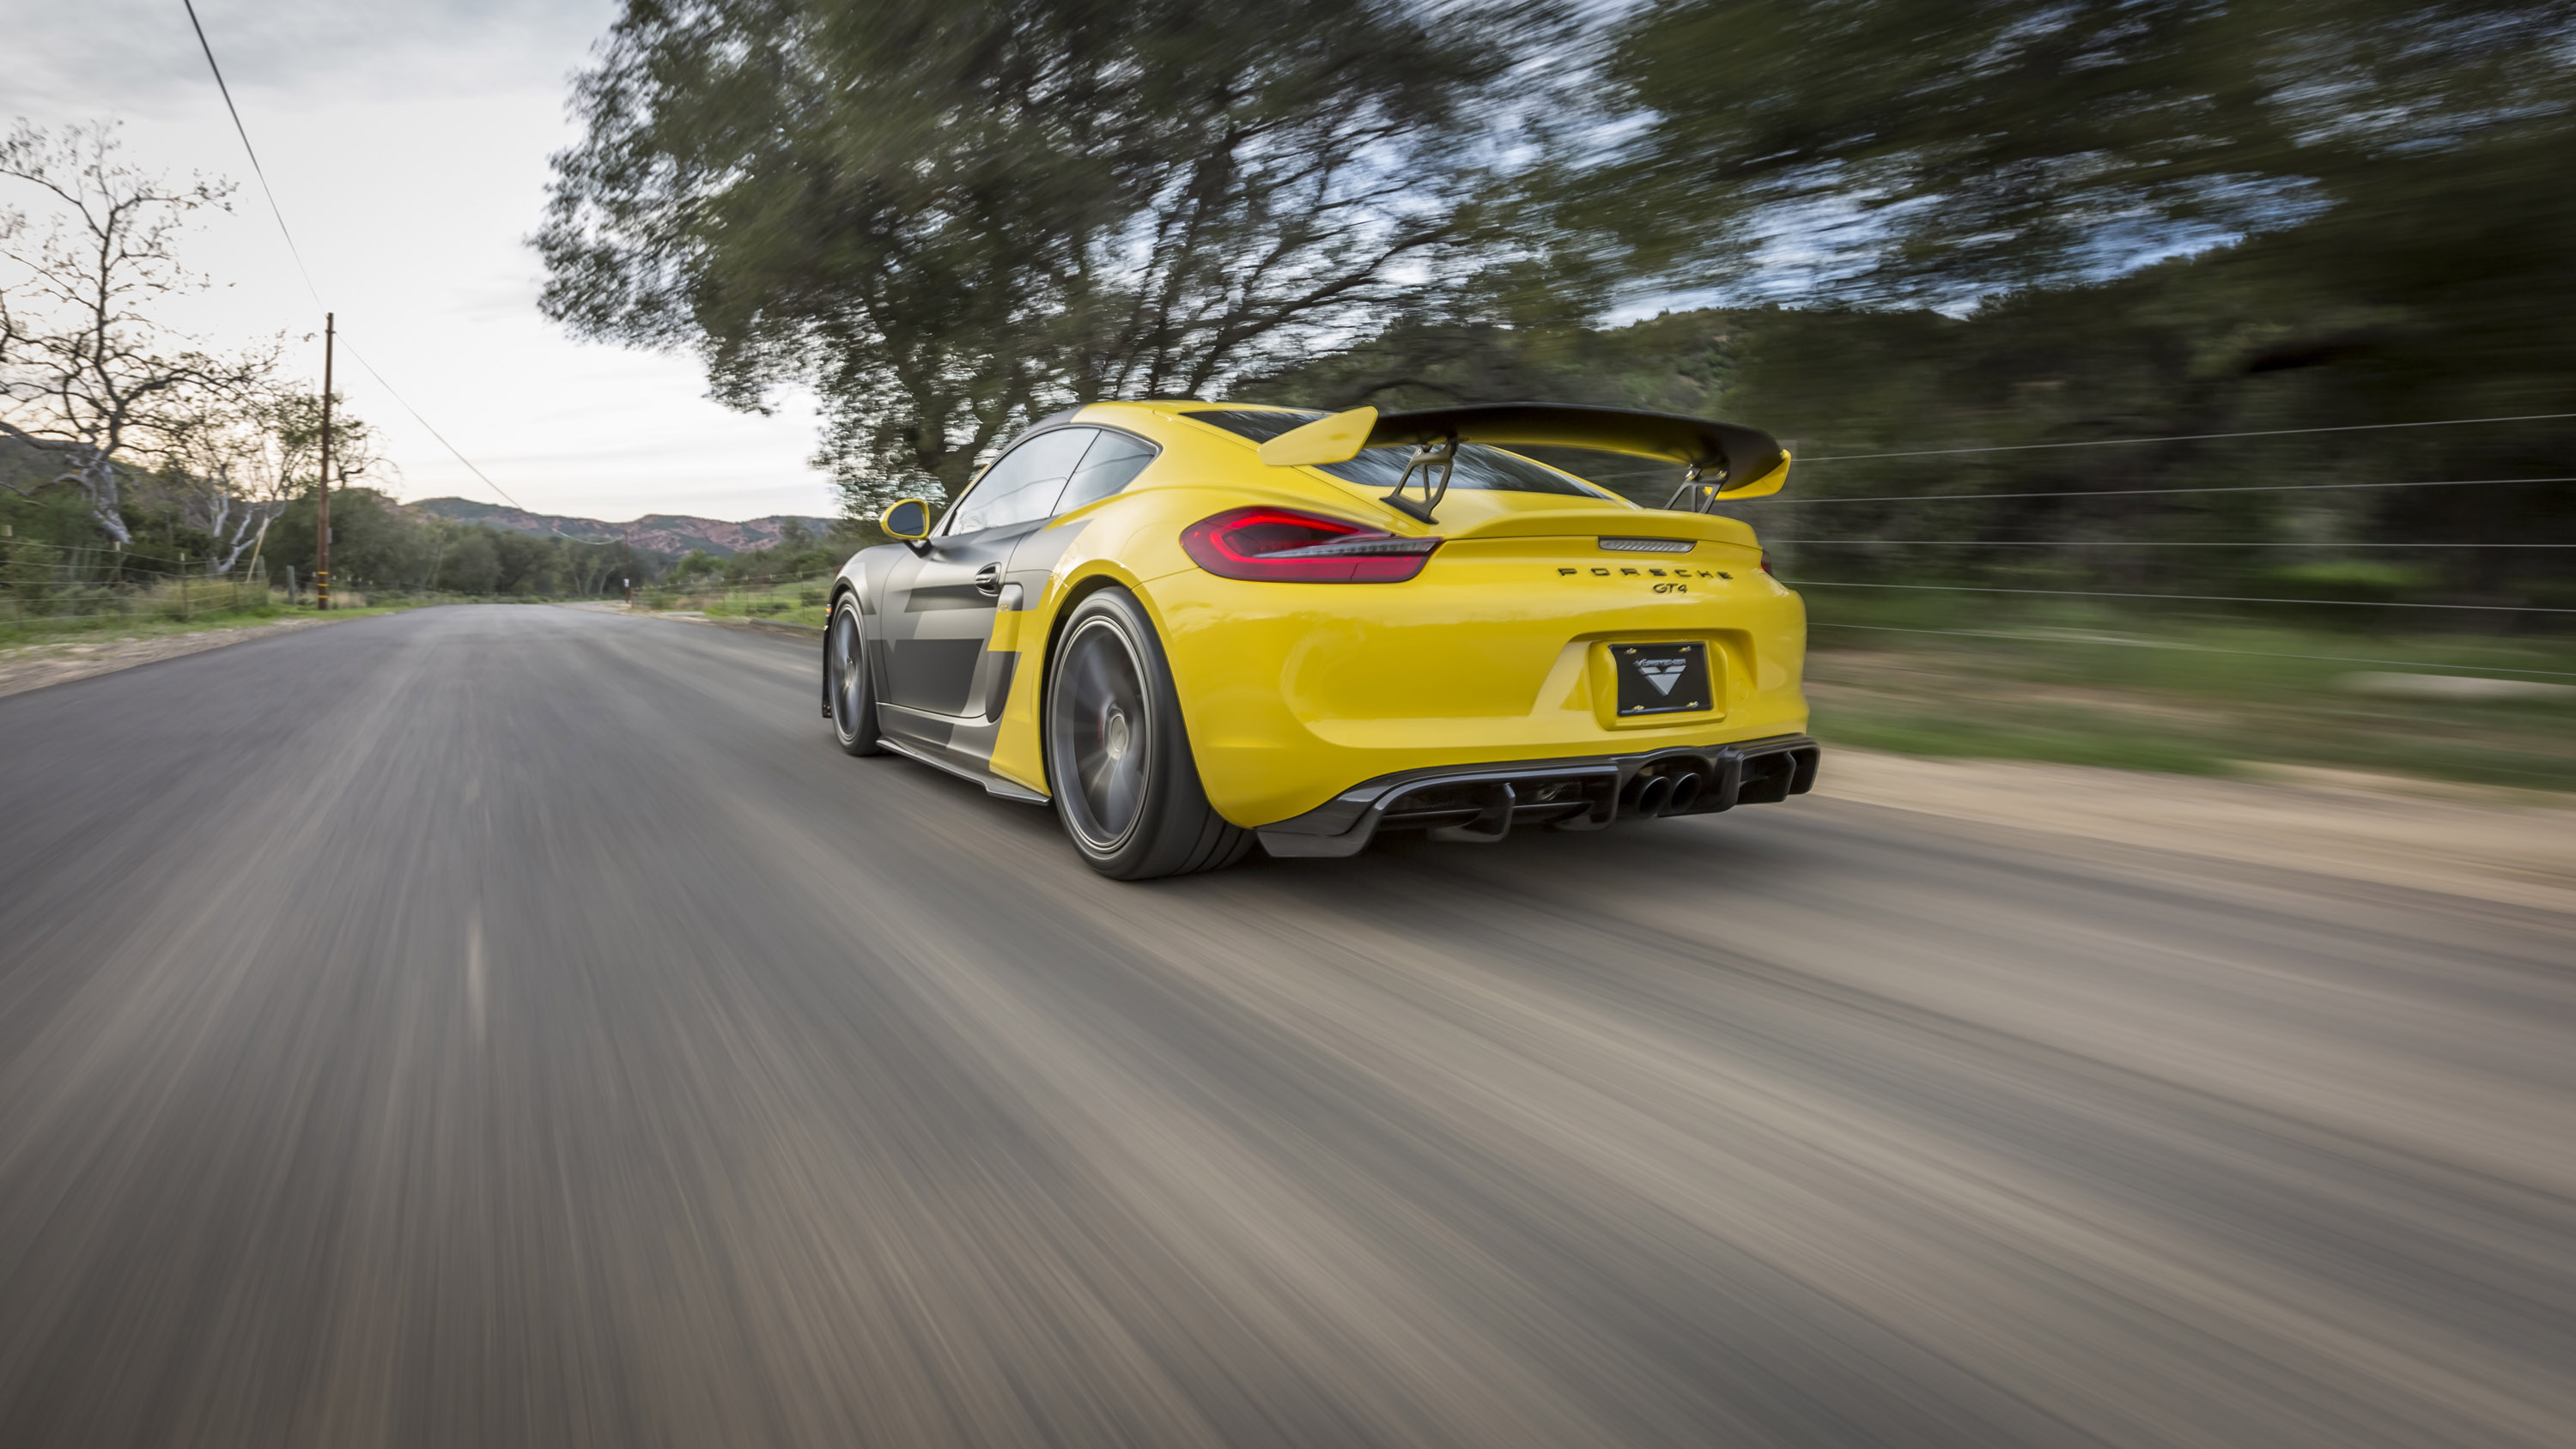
[1613,642,1713,716]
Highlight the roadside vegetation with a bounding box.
[636,520,863,628]
[1799,598,2576,791]
[526,0,2570,790]
[636,574,835,630]
[12,3,2569,788]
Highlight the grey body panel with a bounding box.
[825,415,1159,797]
[879,520,1042,720]
[832,516,1096,798]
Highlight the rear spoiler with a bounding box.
[1257,403,1789,522]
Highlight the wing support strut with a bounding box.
[1384,439,1457,523]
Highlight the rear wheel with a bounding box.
[1043,587,1251,880]
[827,595,883,755]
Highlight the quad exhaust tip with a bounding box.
[1254,736,1821,858]
[1632,773,1674,817]
[1623,767,1707,818]
[1663,770,1704,815]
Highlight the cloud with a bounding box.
[9,1,611,114]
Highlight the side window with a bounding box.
[944,427,1097,536]
[1054,430,1157,515]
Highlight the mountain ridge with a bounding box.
[409,497,837,558]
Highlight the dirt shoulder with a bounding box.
[573,600,824,640]
[1818,747,2576,915]
[0,615,355,700]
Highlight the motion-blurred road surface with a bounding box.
[3,606,2569,1448]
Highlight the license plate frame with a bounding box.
[1612,641,1714,717]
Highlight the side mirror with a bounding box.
[880,498,932,547]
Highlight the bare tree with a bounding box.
[0,121,272,544]
[163,386,380,575]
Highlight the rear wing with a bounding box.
[1257,403,1789,522]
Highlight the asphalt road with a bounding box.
[3,604,2570,1449]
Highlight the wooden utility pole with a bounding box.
[316,312,334,609]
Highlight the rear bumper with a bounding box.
[1255,734,1820,858]
[1140,543,1809,828]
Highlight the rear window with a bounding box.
[1183,409,1613,499]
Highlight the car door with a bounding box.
[878,427,1099,723]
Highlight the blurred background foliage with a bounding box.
[536,0,2573,622]
[539,0,1571,508]
[528,0,2576,785]
[3,0,2560,782]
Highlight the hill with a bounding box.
[409,498,836,558]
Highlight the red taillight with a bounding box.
[1759,555,1773,575]
[1180,507,1442,583]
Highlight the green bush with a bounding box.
[2257,561,2435,603]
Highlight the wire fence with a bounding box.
[0,530,852,639]
[1716,473,2572,505]
[1792,580,2575,614]
[3,537,285,634]
[1773,538,2572,548]
[1554,408,2576,689]
[1789,409,2576,463]
[1803,621,2576,679]
[0,537,410,632]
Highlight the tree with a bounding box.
[0,122,274,543]
[538,0,1557,517]
[1599,0,2576,306]
[440,526,501,594]
[163,387,380,575]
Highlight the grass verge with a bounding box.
[639,577,833,628]
[1802,598,2576,791]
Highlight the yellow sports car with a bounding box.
[824,402,1817,878]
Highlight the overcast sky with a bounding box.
[5,0,832,522]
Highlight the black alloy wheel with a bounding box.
[827,594,883,755]
[1042,588,1252,879]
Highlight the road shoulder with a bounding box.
[1817,747,2576,914]
[0,614,372,701]
[566,599,823,640]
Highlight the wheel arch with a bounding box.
[821,572,874,718]
[1028,567,1151,798]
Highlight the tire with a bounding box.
[826,594,884,756]
[1042,587,1253,880]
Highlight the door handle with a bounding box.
[974,563,1002,596]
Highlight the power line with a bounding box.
[1793,410,2576,463]
[1728,474,2575,506]
[1789,579,2576,613]
[180,0,325,312]
[181,0,325,312]
[1807,622,2576,679]
[1775,538,2573,548]
[343,344,529,512]
[180,0,526,514]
